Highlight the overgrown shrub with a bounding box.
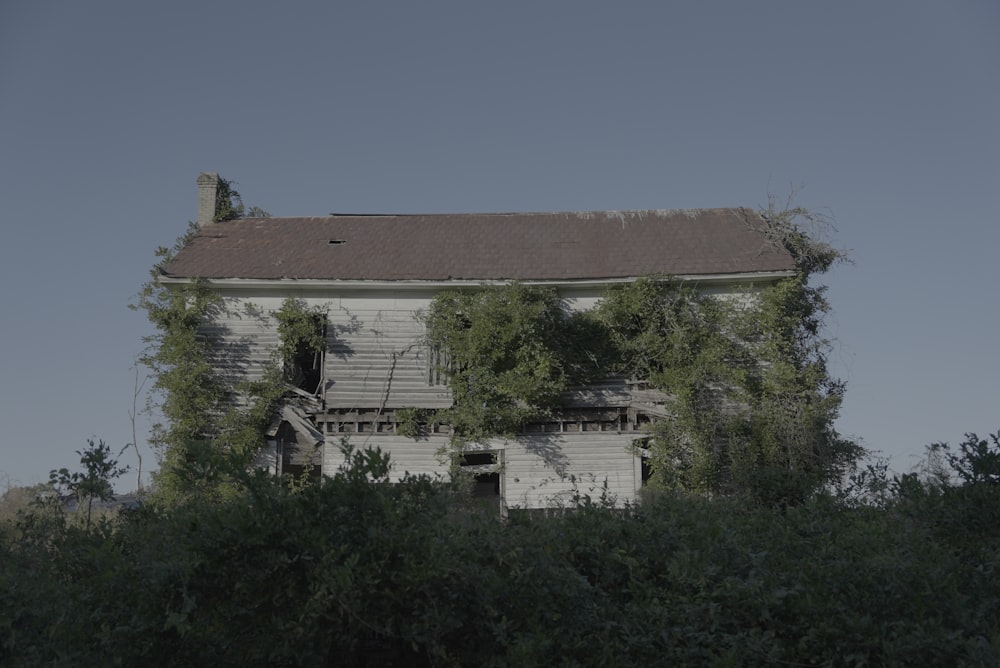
[3,437,1000,666]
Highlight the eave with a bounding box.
[157,270,796,292]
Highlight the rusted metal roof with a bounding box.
[161,208,795,281]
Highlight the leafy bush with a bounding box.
[4,436,1000,665]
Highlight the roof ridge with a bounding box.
[283,207,746,219]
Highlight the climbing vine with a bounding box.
[134,178,281,501]
[138,182,856,504]
[421,283,598,442]
[136,296,326,500]
[418,202,860,503]
[273,298,328,392]
[592,278,752,494]
[212,177,271,222]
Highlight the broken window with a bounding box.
[459,451,503,512]
[286,313,327,395]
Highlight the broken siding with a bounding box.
[201,283,761,509]
[202,284,752,413]
[198,291,451,409]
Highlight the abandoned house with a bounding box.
[159,173,796,509]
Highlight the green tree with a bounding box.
[0,480,52,525]
[49,439,129,528]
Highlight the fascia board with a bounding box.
[157,270,796,292]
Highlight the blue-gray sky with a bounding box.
[2,1,997,490]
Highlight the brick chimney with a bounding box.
[197,172,220,226]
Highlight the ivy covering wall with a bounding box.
[134,178,321,502]
[418,201,860,503]
[138,181,856,505]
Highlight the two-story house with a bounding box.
[159,173,795,508]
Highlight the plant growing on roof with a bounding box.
[211,177,271,222]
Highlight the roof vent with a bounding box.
[328,239,346,245]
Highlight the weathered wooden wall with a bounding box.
[321,432,641,509]
[201,283,755,508]
[325,293,452,410]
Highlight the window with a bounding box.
[287,313,326,395]
[459,451,503,510]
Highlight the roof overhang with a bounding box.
[158,270,796,292]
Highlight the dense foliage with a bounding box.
[592,275,860,503]
[274,298,328,391]
[132,178,313,502]
[421,197,859,502]
[3,433,1000,666]
[422,284,597,441]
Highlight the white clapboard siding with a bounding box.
[504,433,640,509]
[200,303,280,403]
[201,286,747,510]
[326,302,453,410]
[322,434,451,481]
[199,293,452,409]
[322,432,641,509]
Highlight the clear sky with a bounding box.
[2,1,997,490]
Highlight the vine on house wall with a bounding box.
[138,182,858,504]
[410,202,860,503]
[136,295,329,500]
[134,179,281,501]
[273,298,328,393]
[418,283,601,444]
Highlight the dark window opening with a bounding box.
[289,315,326,394]
[459,451,502,513]
[641,456,652,486]
[473,472,501,497]
[277,424,322,482]
[460,452,495,467]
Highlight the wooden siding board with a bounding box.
[322,434,450,481]
[321,432,640,509]
[200,307,280,410]
[325,302,452,409]
[197,286,759,509]
[504,434,640,509]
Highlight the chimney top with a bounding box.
[197,172,220,227]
